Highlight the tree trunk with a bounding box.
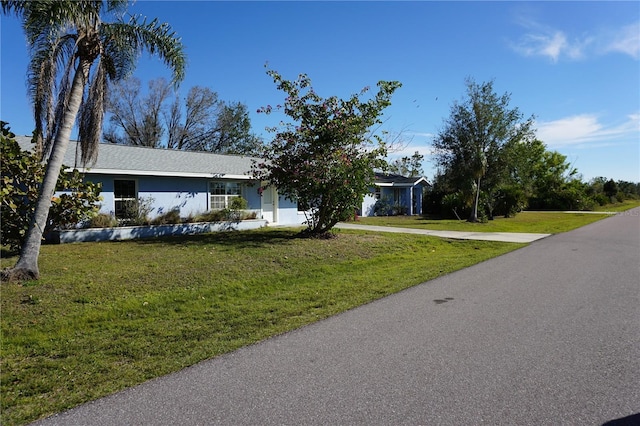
[468,176,481,223]
[2,62,88,281]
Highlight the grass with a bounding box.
[1,228,523,425]
[592,199,640,212]
[356,201,640,234]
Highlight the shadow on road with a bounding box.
[602,413,640,425]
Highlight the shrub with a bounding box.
[194,210,227,223]
[228,196,249,221]
[119,196,154,226]
[593,194,609,206]
[229,196,248,211]
[193,205,256,223]
[151,208,181,225]
[89,213,118,228]
[1,123,102,252]
[373,196,393,216]
[441,192,469,220]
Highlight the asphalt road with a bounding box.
[34,209,640,426]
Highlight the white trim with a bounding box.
[113,178,138,219]
[67,168,254,180]
[375,176,429,188]
[376,182,417,188]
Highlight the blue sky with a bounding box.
[1,1,639,182]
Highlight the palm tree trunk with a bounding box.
[4,62,88,281]
[468,176,481,223]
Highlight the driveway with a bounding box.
[335,222,550,243]
[33,208,639,425]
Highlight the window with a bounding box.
[374,186,381,200]
[209,181,242,210]
[393,188,402,204]
[114,179,136,219]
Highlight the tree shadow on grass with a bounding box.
[129,227,306,250]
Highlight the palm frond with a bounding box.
[27,32,77,159]
[78,60,107,166]
[105,15,186,85]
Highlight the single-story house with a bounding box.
[15,136,307,227]
[15,136,428,225]
[360,173,430,217]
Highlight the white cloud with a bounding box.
[511,19,639,62]
[387,142,434,159]
[514,31,569,62]
[384,130,435,157]
[603,22,640,59]
[536,113,640,147]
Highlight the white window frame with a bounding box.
[209,181,242,210]
[114,179,137,219]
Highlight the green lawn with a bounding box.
[356,202,640,234]
[592,199,640,212]
[1,229,523,425]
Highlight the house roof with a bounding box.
[374,172,429,187]
[15,136,257,180]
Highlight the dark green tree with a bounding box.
[433,78,534,222]
[603,179,618,201]
[528,150,590,210]
[1,0,185,281]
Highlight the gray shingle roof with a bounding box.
[15,136,258,179]
[375,172,429,187]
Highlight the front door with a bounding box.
[261,185,277,224]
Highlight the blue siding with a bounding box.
[277,196,307,226]
[85,174,209,218]
[361,184,426,216]
[82,174,266,220]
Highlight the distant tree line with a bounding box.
[426,78,639,220]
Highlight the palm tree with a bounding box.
[1,0,186,281]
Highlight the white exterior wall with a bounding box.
[361,193,377,217]
[276,196,307,226]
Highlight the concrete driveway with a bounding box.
[335,222,551,243]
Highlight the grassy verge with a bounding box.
[592,199,640,212]
[355,202,640,234]
[1,229,523,425]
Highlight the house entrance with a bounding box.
[261,186,277,224]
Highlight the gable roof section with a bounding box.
[15,136,257,179]
[374,172,429,187]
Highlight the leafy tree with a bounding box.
[495,138,547,216]
[106,77,262,154]
[1,122,101,253]
[616,180,640,199]
[388,151,424,177]
[253,68,401,236]
[528,150,589,210]
[1,0,185,281]
[433,78,534,222]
